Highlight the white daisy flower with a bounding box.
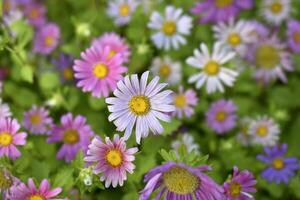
[171,133,200,155]
[106,71,175,144]
[0,98,12,119]
[213,18,256,57]
[261,0,291,25]
[107,0,139,26]
[148,5,192,50]
[186,42,238,94]
[249,116,280,146]
[150,56,181,85]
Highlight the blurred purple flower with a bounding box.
[52,53,75,83]
[287,19,300,53]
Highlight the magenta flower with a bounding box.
[24,2,46,27]
[139,162,225,200]
[84,134,138,188]
[33,23,60,55]
[47,113,94,162]
[23,105,53,135]
[172,86,198,119]
[287,19,300,53]
[223,166,257,200]
[0,118,27,160]
[206,99,237,134]
[73,44,127,98]
[191,0,253,24]
[92,32,131,63]
[11,178,67,200]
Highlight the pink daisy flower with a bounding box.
[11,178,67,200]
[172,86,198,119]
[92,32,131,63]
[47,113,94,162]
[0,118,27,160]
[73,44,127,98]
[84,134,138,188]
[24,2,46,27]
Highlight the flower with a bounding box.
[24,2,46,27]
[52,53,75,82]
[107,0,139,26]
[260,0,291,25]
[0,98,12,119]
[73,44,127,98]
[206,99,237,134]
[33,23,60,55]
[172,86,198,119]
[0,168,21,200]
[187,43,238,94]
[47,113,94,162]
[236,117,252,146]
[139,162,225,200]
[0,118,27,160]
[150,56,181,86]
[257,144,300,184]
[148,5,192,50]
[248,116,280,146]
[223,166,257,200]
[92,32,131,63]
[190,0,253,24]
[171,133,200,155]
[84,134,138,188]
[11,178,67,200]
[287,19,300,53]
[106,71,175,144]
[23,105,53,135]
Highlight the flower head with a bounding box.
[24,2,46,27]
[260,0,291,25]
[0,98,12,119]
[171,133,200,155]
[52,53,75,82]
[287,19,300,53]
[0,168,21,199]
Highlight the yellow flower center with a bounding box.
[270,2,282,14]
[256,125,268,137]
[229,182,242,197]
[203,61,220,76]
[63,129,79,144]
[44,36,54,47]
[159,64,171,78]
[30,114,42,125]
[29,8,39,19]
[227,33,242,46]
[27,195,46,200]
[174,95,186,108]
[162,21,177,36]
[272,158,285,170]
[0,171,13,189]
[93,63,108,79]
[255,45,280,69]
[293,32,300,43]
[108,50,117,59]
[215,111,227,122]
[163,167,199,195]
[119,4,130,16]
[63,67,73,80]
[0,132,12,146]
[105,149,122,167]
[215,0,233,8]
[129,95,150,116]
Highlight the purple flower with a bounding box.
[0,168,21,200]
[23,105,53,135]
[52,53,75,82]
[139,162,225,200]
[24,2,46,27]
[257,144,300,184]
[287,19,300,53]
[190,0,253,24]
[47,113,94,162]
[223,166,257,200]
[206,99,237,134]
[33,23,60,55]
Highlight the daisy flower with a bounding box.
[92,32,131,63]
[187,42,238,94]
[172,86,198,119]
[223,166,257,200]
[23,105,53,135]
[106,71,175,144]
[0,168,21,200]
[287,19,300,53]
[139,162,225,200]
[148,5,192,50]
[190,0,253,24]
[260,0,291,25]
[47,113,94,162]
[24,2,46,27]
[171,133,200,155]
[73,44,127,98]
[0,99,12,119]
[150,56,181,86]
[107,0,139,26]
[11,178,67,200]
[206,99,237,134]
[257,143,300,184]
[84,134,138,188]
[33,23,60,55]
[248,116,280,146]
[236,117,252,146]
[52,53,75,83]
[0,118,27,160]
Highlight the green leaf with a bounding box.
[11,20,34,49]
[21,65,34,83]
[53,167,74,191]
[39,72,60,90]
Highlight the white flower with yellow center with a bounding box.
[187,42,238,94]
[148,5,192,50]
[261,0,291,25]
[150,56,181,85]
